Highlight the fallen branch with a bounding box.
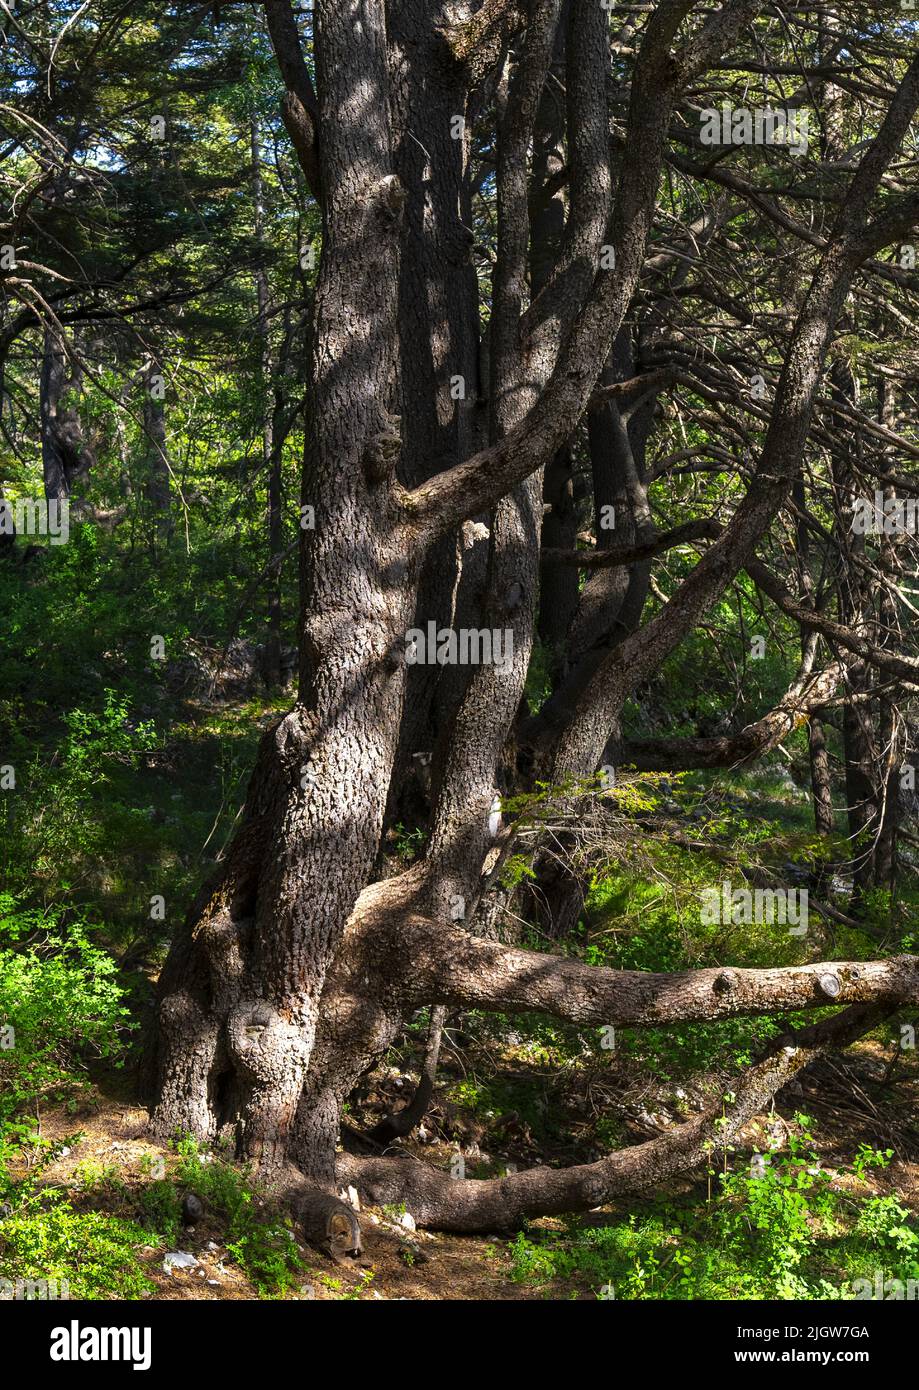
[337,1003,897,1229]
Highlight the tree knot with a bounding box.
[713,969,739,995]
[372,174,407,223]
[363,412,402,484]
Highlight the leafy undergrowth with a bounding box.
[0,1127,307,1299]
[0,1091,531,1300]
[3,1079,919,1301]
[506,1123,919,1300]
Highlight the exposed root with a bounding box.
[337,1003,895,1232]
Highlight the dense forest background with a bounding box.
[1,0,919,1302]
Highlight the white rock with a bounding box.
[163,1251,198,1273]
[399,1212,416,1231]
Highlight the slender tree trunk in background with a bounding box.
[829,362,877,913]
[528,328,656,940]
[0,485,14,554]
[535,8,580,681]
[115,376,134,499]
[368,1004,447,1144]
[143,359,172,542]
[40,326,69,502]
[875,684,902,896]
[40,326,95,503]
[808,717,836,836]
[840,660,875,912]
[264,445,284,686]
[872,369,905,896]
[251,115,284,689]
[792,473,835,837]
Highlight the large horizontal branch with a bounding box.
[337,1001,899,1230]
[746,560,919,691]
[620,660,841,770]
[394,912,919,1028]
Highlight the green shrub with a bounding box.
[168,1138,309,1297]
[0,1192,155,1300]
[0,896,132,1191]
[505,1120,919,1301]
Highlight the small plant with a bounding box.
[340,1270,375,1300]
[73,1158,125,1193]
[135,1180,183,1242]
[717,1121,837,1295]
[0,897,132,1194]
[392,822,425,863]
[854,1195,919,1255]
[851,1142,893,1183]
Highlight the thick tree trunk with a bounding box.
[382,0,483,831]
[150,0,413,1182]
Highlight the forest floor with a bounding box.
[5,660,919,1299]
[16,1083,534,1301]
[15,1029,919,1301]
